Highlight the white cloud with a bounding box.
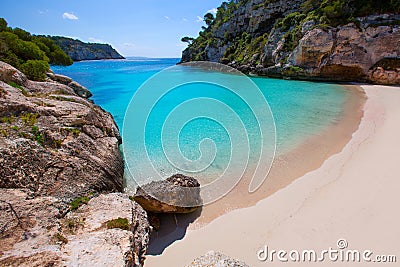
[182,18,188,22]
[62,12,78,20]
[207,8,218,14]
[88,37,104,43]
[164,16,170,20]
[196,16,203,23]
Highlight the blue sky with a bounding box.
[0,0,222,58]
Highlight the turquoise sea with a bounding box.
[53,58,350,198]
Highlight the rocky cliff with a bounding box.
[0,61,151,266]
[49,36,125,61]
[181,0,400,85]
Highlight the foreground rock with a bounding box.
[134,174,202,214]
[63,193,151,267]
[0,61,152,266]
[0,191,151,267]
[186,251,249,267]
[0,61,123,200]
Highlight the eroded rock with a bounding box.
[134,174,202,214]
[0,191,151,267]
[0,61,122,200]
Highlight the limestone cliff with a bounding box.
[181,0,400,85]
[49,36,125,61]
[0,61,151,267]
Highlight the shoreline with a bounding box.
[193,84,366,226]
[165,84,365,228]
[145,84,400,266]
[145,84,366,256]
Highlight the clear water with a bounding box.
[53,58,349,193]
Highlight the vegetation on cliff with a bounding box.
[0,18,73,81]
[180,0,400,84]
[182,0,400,65]
[49,36,125,61]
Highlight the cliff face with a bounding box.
[49,36,125,61]
[181,0,400,85]
[0,61,123,199]
[0,61,151,267]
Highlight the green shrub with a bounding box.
[7,81,22,89]
[70,196,90,211]
[53,139,63,148]
[20,113,38,125]
[20,60,49,81]
[31,125,44,145]
[106,218,130,231]
[0,18,73,76]
[1,115,15,124]
[8,81,28,96]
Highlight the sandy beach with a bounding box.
[145,84,400,266]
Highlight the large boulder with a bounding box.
[134,174,202,214]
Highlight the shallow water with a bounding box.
[53,58,349,194]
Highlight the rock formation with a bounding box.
[0,191,151,267]
[0,61,151,266]
[0,61,123,199]
[134,174,202,214]
[181,0,400,85]
[49,36,125,61]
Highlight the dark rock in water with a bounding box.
[134,174,202,214]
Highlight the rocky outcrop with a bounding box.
[49,36,125,61]
[46,72,92,98]
[286,20,400,83]
[182,0,305,63]
[63,193,151,267]
[134,174,202,214]
[186,251,249,267]
[181,0,400,85]
[0,61,123,200]
[0,191,151,267]
[0,61,153,267]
